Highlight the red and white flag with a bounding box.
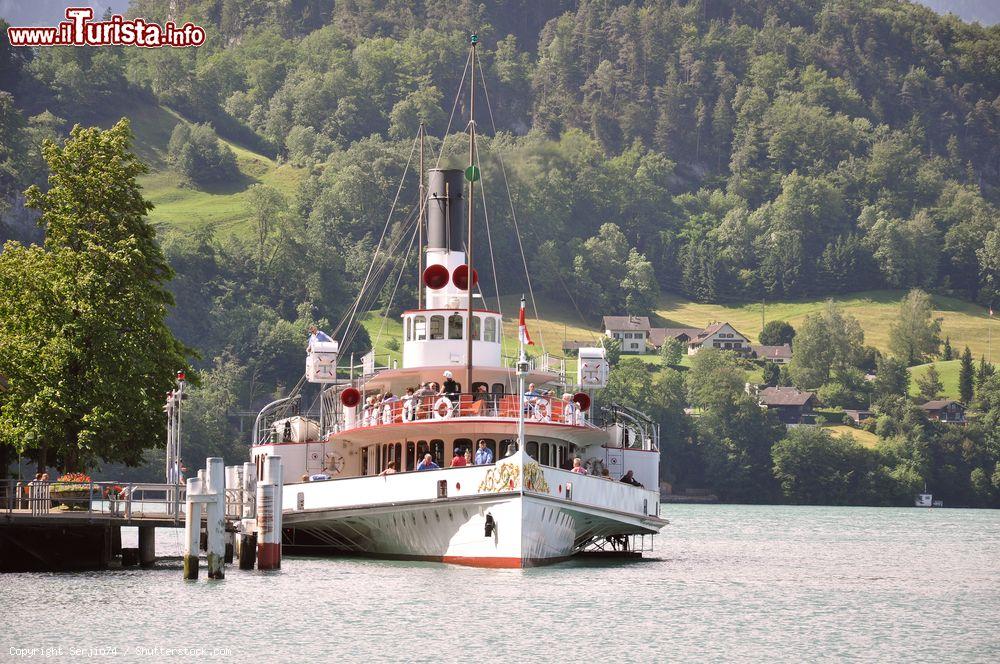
[518,296,534,346]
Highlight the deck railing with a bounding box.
[344,392,591,431]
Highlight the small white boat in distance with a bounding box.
[915,493,933,507]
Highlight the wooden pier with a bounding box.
[1,456,282,575]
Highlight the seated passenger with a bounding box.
[451,448,467,467]
[379,461,398,476]
[416,454,440,471]
[571,457,588,475]
[301,474,310,482]
[474,439,494,465]
[464,450,473,465]
[619,470,643,487]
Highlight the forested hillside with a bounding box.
[1,1,999,503]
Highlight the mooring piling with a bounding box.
[257,454,283,570]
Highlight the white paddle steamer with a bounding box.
[249,37,666,567]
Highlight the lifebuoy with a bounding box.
[433,396,453,419]
[584,457,606,476]
[325,452,345,475]
[531,398,552,422]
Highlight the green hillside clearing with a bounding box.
[95,100,305,237]
[908,360,962,401]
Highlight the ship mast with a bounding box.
[465,34,478,394]
[417,122,425,310]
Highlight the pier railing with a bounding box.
[1,479,186,523]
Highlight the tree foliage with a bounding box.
[0,119,193,471]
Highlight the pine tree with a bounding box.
[977,357,996,390]
[959,346,975,404]
[942,337,953,360]
[916,365,943,401]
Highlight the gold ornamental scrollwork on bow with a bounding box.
[478,463,520,492]
[477,461,550,494]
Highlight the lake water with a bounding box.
[2,504,997,662]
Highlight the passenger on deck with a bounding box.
[620,470,643,487]
[524,383,540,397]
[441,371,459,396]
[464,449,473,465]
[307,324,333,351]
[571,458,588,475]
[416,454,440,471]
[475,439,494,465]
[561,393,577,423]
[379,461,398,476]
[301,474,309,482]
[451,448,467,467]
[504,442,518,458]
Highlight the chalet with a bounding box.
[603,316,651,353]
[758,386,817,424]
[843,409,874,425]
[919,399,967,424]
[561,340,590,354]
[751,343,793,364]
[648,327,703,351]
[687,322,751,355]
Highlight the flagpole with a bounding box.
[517,296,527,458]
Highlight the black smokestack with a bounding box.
[426,168,464,250]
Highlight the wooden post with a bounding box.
[205,457,226,579]
[183,476,203,580]
[138,525,155,568]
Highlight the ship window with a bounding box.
[471,315,481,341]
[478,438,497,462]
[415,315,427,341]
[430,439,445,465]
[491,383,504,395]
[361,446,369,476]
[406,317,412,341]
[484,317,497,342]
[430,316,444,340]
[452,438,473,463]
[499,438,518,457]
[526,441,539,460]
[541,443,550,466]
[406,441,416,471]
[448,314,463,340]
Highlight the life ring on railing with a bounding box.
[402,398,416,422]
[584,457,606,477]
[531,398,552,422]
[325,452,345,475]
[433,396,454,419]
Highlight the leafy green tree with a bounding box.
[686,349,748,416]
[789,301,864,389]
[600,335,621,366]
[916,365,943,402]
[759,320,795,347]
[659,338,684,367]
[889,289,942,366]
[959,346,975,404]
[167,122,239,185]
[762,361,780,386]
[816,368,871,409]
[622,248,659,316]
[772,427,887,505]
[0,119,193,472]
[872,357,910,404]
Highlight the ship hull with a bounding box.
[280,467,665,567]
